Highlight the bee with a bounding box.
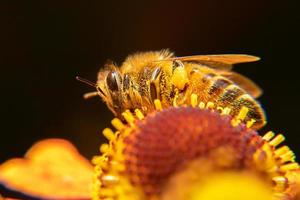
[77,50,266,129]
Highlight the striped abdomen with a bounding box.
[189,73,266,129]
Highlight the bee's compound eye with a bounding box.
[106,71,121,91]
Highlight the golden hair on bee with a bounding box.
[78,49,266,129]
[120,49,173,73]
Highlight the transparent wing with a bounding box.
[219,70,263,98]
[165,54,260,70]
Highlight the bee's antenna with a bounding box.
[76,76,96,87]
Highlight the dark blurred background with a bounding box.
[0,0,299,162]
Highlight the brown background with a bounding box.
[0,0,299,162]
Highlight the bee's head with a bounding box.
[97,69,123,116]
[76,68,123,116]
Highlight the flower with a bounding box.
[1,100,300,200]
[92,100,300,200]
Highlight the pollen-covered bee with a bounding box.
[77,50,266,129]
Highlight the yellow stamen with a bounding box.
[231,119,241,127]
[269,134,285,147]
[92,165,102,200]
[111,118,125,131]
[91,156,102,165]
[206,102,215,109]
[190,94,198,107]
[134,109,144,120]
[92,155,108,166]
[154,99,162,111]
[93,165,102,178]
[262,131,275,141]
[280,151,295,163]
[246,119,256,128]
[216,106,224,113]
[122,110,135,124]
[100,143,109,153]
[221,107,231,115]
[236,106,249,121]
[199,101,206,109]
[275,146,290,157]
[102,128,115,141]
[280,163,299,172]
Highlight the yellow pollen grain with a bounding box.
[122,110,135,124]
[154,99,163,111]
[134,109,144,120]
[236,106,249,121]
[191,94,198,107]
[280,163,299,172]
[246,119,256,128]
[111,118,125,131]
[199,101,206,109]
[262,131,275,141]
[206,102,215,109]
[269,134,285,147]
[102,128,115,141]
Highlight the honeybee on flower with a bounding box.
[78,50,265,129]
[1,50,299,200]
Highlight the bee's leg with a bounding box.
[150,67,162,102]
[172,88,179,107]
[151,67,162,81]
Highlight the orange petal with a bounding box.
[0,139,93,200]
